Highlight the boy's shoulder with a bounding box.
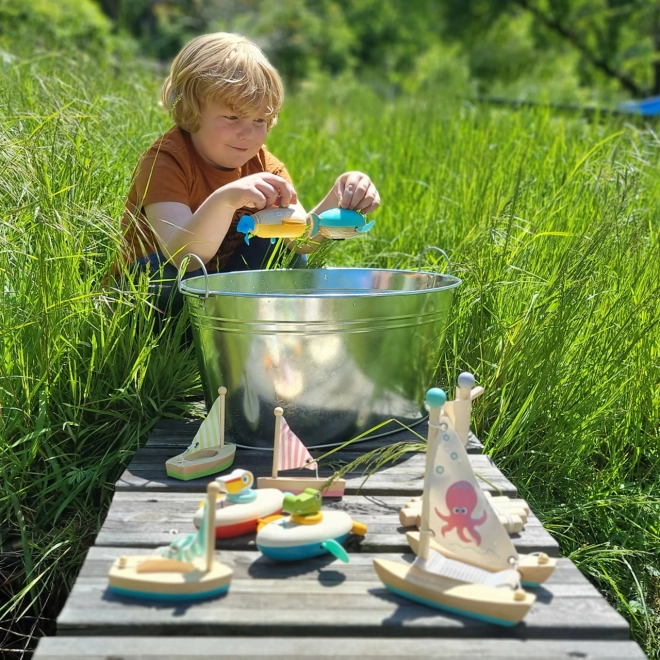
[142,125,188,158]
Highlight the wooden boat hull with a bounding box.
[373,558,534,626]
[256,510,353,561]
[166,445,236,481]
[406,531,557,587]
[108,556,232,602]
[257,476,346,498]
[193,489,284,539]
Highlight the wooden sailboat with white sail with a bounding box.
[257,407,346,497]
[373,388,536,626]
[405,373,556,588]
[165,387,236,481]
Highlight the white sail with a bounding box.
[426,411,519,572]
[189,395,223,451]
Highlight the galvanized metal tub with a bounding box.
[179,264,461,448]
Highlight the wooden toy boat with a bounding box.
[166,387,236,481]
[237,206,307,244]
[406,373,556,588]
[257,407,346,497]
[193,469,284,539]
[309,208,375,240]
[108,481,232,601]
[256,488,367,561]
[373,388,536,626]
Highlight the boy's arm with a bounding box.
[145,172,296,271]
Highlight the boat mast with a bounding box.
[454,372,483,447]
[272,407,283,478]
[206,481,220,572]
[218,387,227,449]
[418,388,446,561]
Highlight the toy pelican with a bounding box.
[192,469,283,539]
[255,488,367,562]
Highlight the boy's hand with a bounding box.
[215,173,297,211]
[332,172,380,214]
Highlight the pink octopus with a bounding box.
[435,480,487,545]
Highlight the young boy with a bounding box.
[120,32,380,312]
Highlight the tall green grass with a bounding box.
[0,51,658,657]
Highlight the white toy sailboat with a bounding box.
[108,481,233,600]
[405,373,556,588]
[373,388,536,627]
[166,387,236,481]
[257,407,346,497]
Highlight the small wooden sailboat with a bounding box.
[257,407,346,497]
[108,481,233,601]
[193,469,284,539]
[373,388,536,626]
[405,372,556,588]
[256,488,367,561]
[166,387,236,481]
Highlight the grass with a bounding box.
[0,46,659,657]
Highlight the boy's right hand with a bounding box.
[214,173,297,211]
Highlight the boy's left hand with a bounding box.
[333,172,380,214]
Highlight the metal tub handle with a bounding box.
[417,246,451,275]
[177,253,210,300]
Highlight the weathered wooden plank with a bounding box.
[57,548,629,640]
[117,452,517,497]
[33,636,647,659]
[96,492,559,556]
[145,417,484,454]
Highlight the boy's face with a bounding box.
[190,99,270,170]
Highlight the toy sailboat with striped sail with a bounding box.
[165,387,236,481]
[405,373,556,588]
[373,388,536,627]
[108,481,233,601]
[257,407,346,497]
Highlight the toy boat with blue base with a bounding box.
[108,481,232,601]
[309,208,375,240]
[236,206,307,244]
[372,388,535,626]
[193,469,284,539]
[256,489,366,562]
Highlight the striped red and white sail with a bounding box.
[278,417,317,472]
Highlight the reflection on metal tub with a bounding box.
[179,266,461,448]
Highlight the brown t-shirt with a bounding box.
[119,125,293,272]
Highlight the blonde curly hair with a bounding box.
[161,33,283,133]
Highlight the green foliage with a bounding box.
[0,0,112,54]
[0,47,199,656]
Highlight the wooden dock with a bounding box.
[34,418,646,659]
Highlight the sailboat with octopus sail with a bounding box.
[405,373,556,588]
[373,387,537,626]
